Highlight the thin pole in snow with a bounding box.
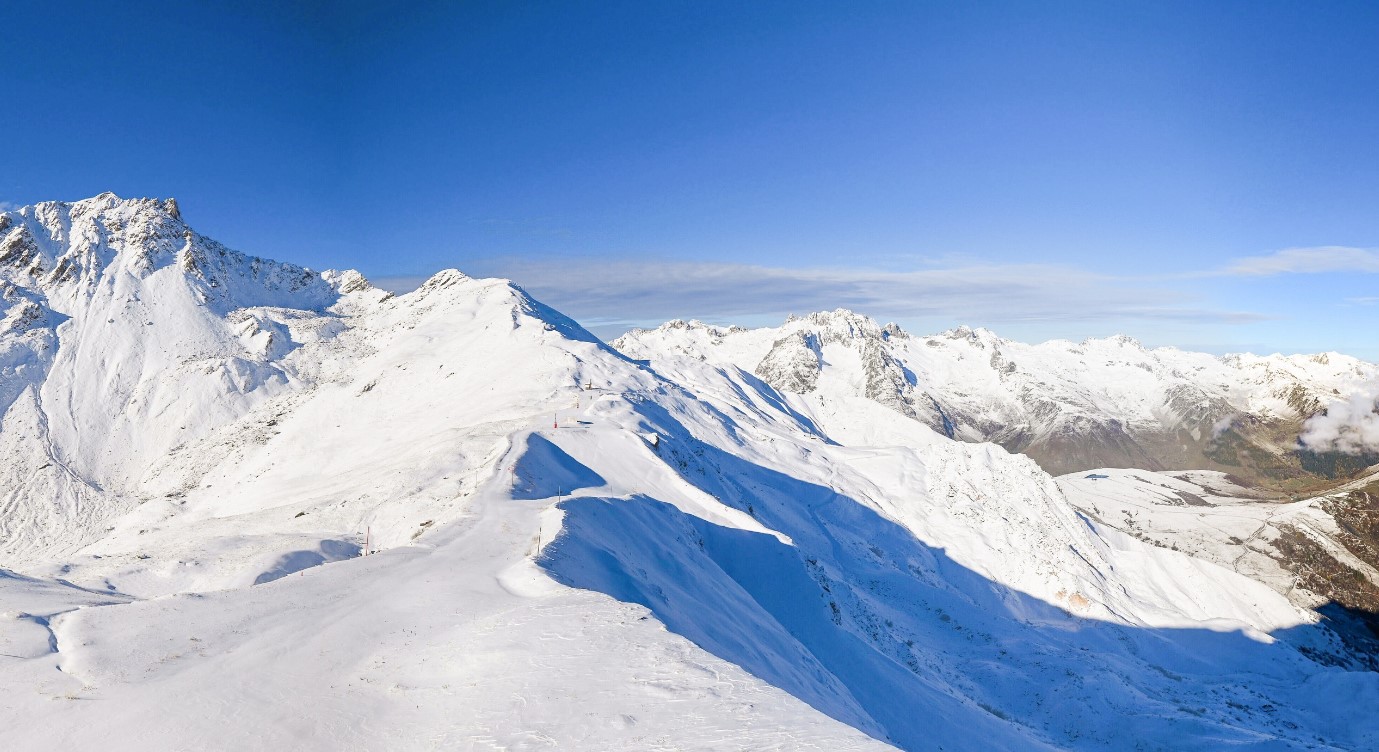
[364,526,370,557]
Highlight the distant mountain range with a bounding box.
[616,311,1379,487]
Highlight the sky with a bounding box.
[2,1,1379,355]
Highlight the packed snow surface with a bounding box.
[2,196,1378,750]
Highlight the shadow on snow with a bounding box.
[511,434,607,500]
[537,423,1379,751]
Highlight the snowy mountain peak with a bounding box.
[0,193,341,313]
[941,324,1004,347]
[396,269,607,351]
[655,318,740,336]
[415,267,469,291]
[797,308,883,339]
[1086,333,1145,350]
[319,268,375,295]
[0,195,406,559]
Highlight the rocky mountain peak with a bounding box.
[1104,333,1145,349]
[414,268,469,293]
[0,194,339,313]
[754,330,823,393]
[940,324,1003,347]
[798,308,883,341]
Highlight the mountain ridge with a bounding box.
[614,311,1379,485]
[2,194,1378,750]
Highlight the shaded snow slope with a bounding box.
[614,314,1379,480]
[1,196,1378,749]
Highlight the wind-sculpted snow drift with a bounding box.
[0,195,1377,750]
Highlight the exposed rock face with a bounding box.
[755,331,821,393]
[748,311,928,421]
[1268,486,1379,667]
[856,337,918,420]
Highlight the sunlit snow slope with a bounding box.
[1,195,1378,750]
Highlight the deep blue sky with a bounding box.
[4,1,1379,354]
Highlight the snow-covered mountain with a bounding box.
[614,312,1379,483]
[2,195,1378,750]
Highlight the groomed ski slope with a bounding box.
[2,196,1379,749]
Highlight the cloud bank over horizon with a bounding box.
[361,233,1379,356]
[376,257,1267,340]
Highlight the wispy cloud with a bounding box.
[0,201,18,212]
[372,275,432,294]
[1220,246,1379,276]
[448,258,1265,334]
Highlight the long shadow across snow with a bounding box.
[510,434,606,500]
[538,423,1379,751]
